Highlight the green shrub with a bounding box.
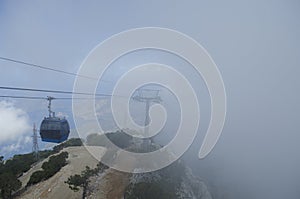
[26,152,69,187]
[125,182,176,199]
[65,174,85,192]
[86,130,133,148]
[65,163,109,197]
[26,170,45,186]
[3,153,36,176]
[53,138,83,153]
[0,172,21,199]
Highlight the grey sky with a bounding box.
[0,0,300,199]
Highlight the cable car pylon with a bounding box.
[32,123,39,160]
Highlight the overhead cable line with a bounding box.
[0,86,107,96]
[0,95,46,100]
[0,56,110,82]
[0,95,104,100]
[0,86,127,98]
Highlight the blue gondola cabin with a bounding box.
[40,117,70,143]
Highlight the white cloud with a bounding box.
[56,112,69,118]
[75,99,110,120]
[0,100,31,144]
[0,136,32,156]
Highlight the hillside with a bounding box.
[9,132,212,199]
[16,146,106,199]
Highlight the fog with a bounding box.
[1,0,300,198]
[91,45,300,198]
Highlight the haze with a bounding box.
[0,1,299,198]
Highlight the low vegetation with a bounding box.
[0,153,47,199]
[0,138,83,198]
[125,181,175,199]
[65,162,109,198]
[124,160,185,199]
[86,130,133,149]
[0,172,21,199]
[26,151,69,186]
[52,138,83,153]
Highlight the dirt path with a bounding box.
[87,169,130,199]
[106,170,130,199]
[87,149,135,199]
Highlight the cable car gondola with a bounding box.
[40,96,70,143]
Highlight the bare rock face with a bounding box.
[17,142,211,199]
[177,167,212,199]
[124,160,212,199]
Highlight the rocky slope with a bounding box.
[124,160,212,199]
[16,146,105,199]
[16,145,211,199]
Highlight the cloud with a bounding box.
[0,136,31,156]
[56,111,69,119]
[0,100,31,144]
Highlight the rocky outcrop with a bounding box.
[177,167,212,199]
[124,160,212,199]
